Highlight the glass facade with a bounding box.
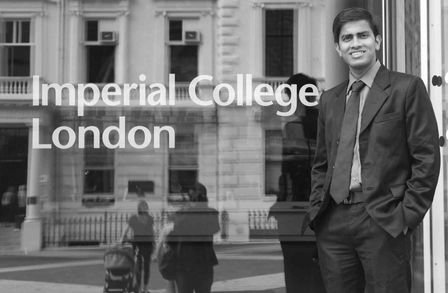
[1,0,448,292]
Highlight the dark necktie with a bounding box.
[330,80,366,203]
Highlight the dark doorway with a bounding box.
[0,128,28,223]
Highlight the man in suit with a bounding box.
[308,7,440,293]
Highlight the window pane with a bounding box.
[170,45,198,82]
[169,170,198,193]
[86,20,98,42]
[265,10,293,77]
[5,21,13,43]
[84,133,114,168]
[7,46,30,76]
[86,45,115,83]
[84,169,114,194]
[169,20,183,41]
[20,21,30,43]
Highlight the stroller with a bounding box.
[104,244,138,293]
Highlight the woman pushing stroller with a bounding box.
[121,200,155,293]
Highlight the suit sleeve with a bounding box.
[403,77,440,230]
[309,92,328,208]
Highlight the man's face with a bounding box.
[335,20,381,75]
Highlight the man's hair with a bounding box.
[332,7,379,43]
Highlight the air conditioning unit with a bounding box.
[100,31,117,43]
[184,31,201,43]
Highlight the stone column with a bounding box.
[68,10,81,83]
[115,11,129,84]
[21,126,44,252]
[324,0,349,88]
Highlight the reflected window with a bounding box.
[168,19,198,82]
[84,20,115,83]
[83,133,114,194]
[265,130,282,196]
[0,19,32,76]
[170,45,198,82]
[169,131,198,196]
[265,10,294,77]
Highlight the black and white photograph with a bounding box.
[0,0,447,292]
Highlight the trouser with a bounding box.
[176,267,213,293]
[280,241,305,293]
[134,243,153,287]
[315,200,411,293]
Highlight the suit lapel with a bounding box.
[360,66,391,134]
[332,86,347,138]
[330,83,348,162]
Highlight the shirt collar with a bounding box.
[347,60,381,93]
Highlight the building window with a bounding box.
[169,20,183,41]
[83,133,114,195]
[0,19,32,76]
[265,121,315,201]
[264,10,294,77]
[84,20,115,83]
[265,130,282,196]
[168,20,198,82]
[170,45,198,82]
[168,131,198,198]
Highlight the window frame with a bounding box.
[0,18,34,77]
[263,8,296,78]
[168,128,198,200]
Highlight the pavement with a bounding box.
[0,240,325,293]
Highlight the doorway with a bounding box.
[0,128,28,224]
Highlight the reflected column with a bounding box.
[22,125,44,252]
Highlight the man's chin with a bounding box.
[347,60,371,72]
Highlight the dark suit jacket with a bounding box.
[309,66,440,237]
[170,204,220,272]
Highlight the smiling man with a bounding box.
[308,8,440,293]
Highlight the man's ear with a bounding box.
[375,35,382,51]
[335,43,342,57]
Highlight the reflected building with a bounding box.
[0,1,447,291]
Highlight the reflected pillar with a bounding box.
[21,121,52,252]
[22,126,43,252]
[324,0,360,88]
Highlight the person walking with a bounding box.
[121,200,155,293]
[168,182,220,293]
[308,7,440,293]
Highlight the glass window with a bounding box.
[170,45,198,82]
[85,20,115,83]
[86,45,115,83]
[86,20,98,42]
[169,20,183,41]
[0,20,32,76]
[83,133,114,194]
[169,131,198,196]
[265,10,293,77]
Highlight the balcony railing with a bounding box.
[0,77,33,95]
[254,77,286,92]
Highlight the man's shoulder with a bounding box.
[387,69,421,84]
[319,80,347,107]
[323,80,348,96]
